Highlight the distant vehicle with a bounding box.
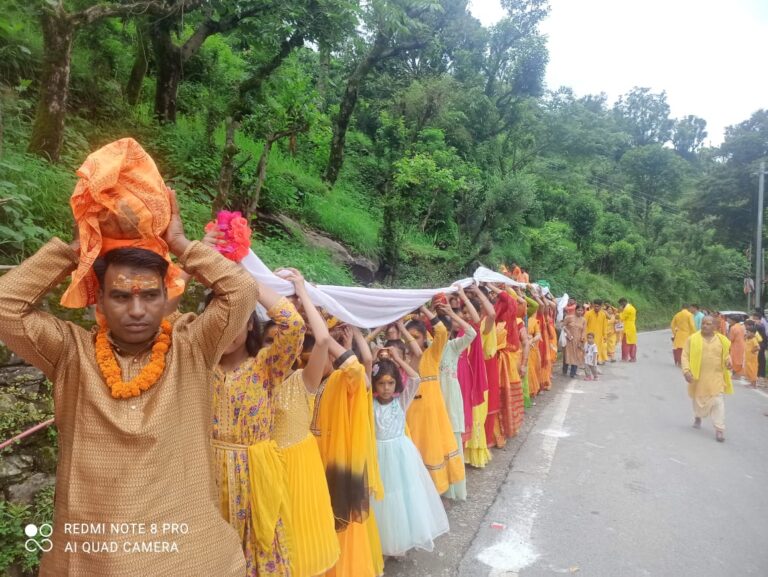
[720,311,749,323]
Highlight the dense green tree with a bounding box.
[613,86,673,147]
[672,114,707,159]
[688,110,768,246]
[620,144,688,228]
[26,0,187,161]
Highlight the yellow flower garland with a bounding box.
[95,320,172,399]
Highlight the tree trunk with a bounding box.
[381,200,401,282]
[27,10,76,162]
[246,125,306,218]
[235,32,304,119]
[317,41,330,110]
[212,118,239,215]
[125,24,150,105]
[246,137,275,220]
[150,11,262,124]
[324,31,389,185]
[150,18,182,123]
[420,192,438,232]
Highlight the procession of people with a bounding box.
[20,137,768,577]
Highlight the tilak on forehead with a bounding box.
[112,273,162,294]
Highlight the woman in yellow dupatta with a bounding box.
[211,283,306,577]
[311,325,383,577]
[271,270,340,577]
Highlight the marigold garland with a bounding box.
[95,320,172,399]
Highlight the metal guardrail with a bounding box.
[0,418,55,451]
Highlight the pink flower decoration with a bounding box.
[205,210,252,262]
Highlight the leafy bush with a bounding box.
[528,221,582,280]
[0,150,75,261]
[0,483,54,574]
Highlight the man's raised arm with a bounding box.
[179,242,259,367]
[0,238,80,378]
[163,190,259,368]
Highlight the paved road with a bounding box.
[390,329,768,577]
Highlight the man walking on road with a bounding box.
[671,304,696,367]
[618,298,637,362]
[584,299,608,365]
[681,316,733,442]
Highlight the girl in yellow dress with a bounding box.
[272,269,340,577]
[211,282,305,577]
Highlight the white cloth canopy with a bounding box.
[556,293,570,323]
[240,250,547,328]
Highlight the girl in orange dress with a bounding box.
[527,313,543,397]
[744,322,761,388]
[536,297,555,391]
[488,286,526,442]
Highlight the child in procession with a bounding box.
[584,333,599,381]
[371,347,450,557]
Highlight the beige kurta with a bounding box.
[681,335,727,429]
[0,239,258,577]
[562,314,586,366]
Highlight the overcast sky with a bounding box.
[469,0,768,145]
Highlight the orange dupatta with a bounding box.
[61,138,184,308]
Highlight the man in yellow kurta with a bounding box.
[584,300,609,364]
[671,304,696,366]
[618,298,638,362]
[681,316,733,442]
[0,205,256,575]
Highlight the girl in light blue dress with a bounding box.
[371,349,450,556]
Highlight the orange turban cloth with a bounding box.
[60,138,185,308]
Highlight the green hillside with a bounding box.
[1,0,766,327]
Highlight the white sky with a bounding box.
[469,0,768,145]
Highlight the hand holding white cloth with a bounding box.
[240,250,550,328]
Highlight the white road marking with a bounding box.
[541,429,571,438]
[669,458,686,465]
[477,386,577,572]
